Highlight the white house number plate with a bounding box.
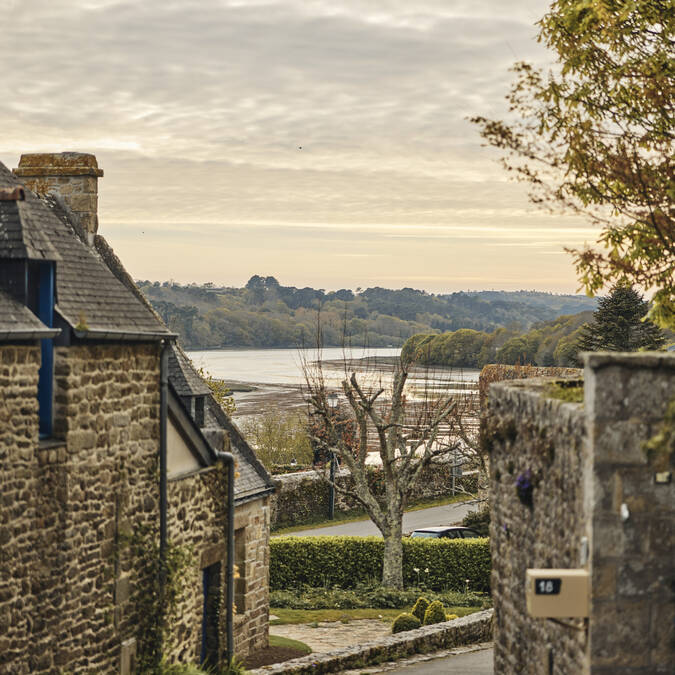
[535,579,562,595]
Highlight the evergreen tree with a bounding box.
[576,285,665,353]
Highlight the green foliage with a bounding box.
[643,397,675,471]
[472,1,675,327]
[404,311,594,369]
[270,536,491,592]
[423,600,447,626]
[575,285,665,353]
[240,409,313,469]
[197,368,236,415]
[462,507,490,537]
[391,612,422,633]
[131,529,194,674]
[545,380,584,404]
[269,584,489,610]
[411,596,430,622]
[138,278,597,350]
[445,613,459,621]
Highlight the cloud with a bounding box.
[0,0,586,293]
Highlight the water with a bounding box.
[186,346,402,385]
[186,347,480,418]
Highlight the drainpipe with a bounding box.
[159,341,169,621]
[215,450,235,665]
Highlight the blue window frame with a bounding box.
[37,263,55,437]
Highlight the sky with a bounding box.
[1,0,599,293]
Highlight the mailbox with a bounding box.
[526,569,589,618]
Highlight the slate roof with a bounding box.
[0,162,171,340]
[167,342,273,500]
[168,344,211,397]
[0,196,60,262]
[205,395,275,501]
[0,290,60,340]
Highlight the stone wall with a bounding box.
[0,339,271,672]
[0,345,42,671]
[48,343,162,672]
[165,470,271,662]
[485,377,589,674]
[585,354,675,674]
[270,464,478,530]
[485,353,675,675]
[166,466,229,664]
[233,496,272,656]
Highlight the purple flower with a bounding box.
[515,469,534,507]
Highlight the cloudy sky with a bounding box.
[1,0,597,292]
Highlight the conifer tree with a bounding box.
[576,285,665,353]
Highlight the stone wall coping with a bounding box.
[272,467,349,486]
[583,350,675,370]
[249,609,493,674]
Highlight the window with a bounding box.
[201,562,221,668]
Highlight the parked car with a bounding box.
[409,526,482,539]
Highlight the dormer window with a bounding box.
[0,187,60,438]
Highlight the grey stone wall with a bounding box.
[486,377,589,674]
[585,353,675,674]
[270,463,477,530]
[485,353,675,675]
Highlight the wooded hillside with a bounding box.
[136,276,597,350]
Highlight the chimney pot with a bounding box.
[13,152,103,238]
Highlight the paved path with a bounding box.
[282,499,481,537]
[340,645,494,674]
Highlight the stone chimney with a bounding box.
[13,152,104,238]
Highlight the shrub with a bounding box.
[411,597,430,623]
[270,536,490,592]
[423,600,447,625]
[445,613,459,621]
[269,584,488,610]
[392,612,422,634]
[240,410,312,468]
[462,507,490,537]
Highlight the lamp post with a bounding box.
[327,392,339,520]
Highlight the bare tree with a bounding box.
[303,350,477,589]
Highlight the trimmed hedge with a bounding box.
[270,536,490,592]
[423,600,447,625]
[391,612,422,633]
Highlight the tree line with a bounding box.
[402,286,668,368]
[136,276,596,350]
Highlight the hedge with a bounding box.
[270,536,491,592]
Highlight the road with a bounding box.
[386,647,493,674]
[281,499,481,537]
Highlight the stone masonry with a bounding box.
[585,353,675,674]
[485,353,675,675]
[485,376,588,674]
[14,152,104,238]
[0,345,42,670]
[233,496,272,656]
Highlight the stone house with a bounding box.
[0,153,274,673]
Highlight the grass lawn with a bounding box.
[270,606,481,625]
[272,493,475,536]
[268,634,312,654]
